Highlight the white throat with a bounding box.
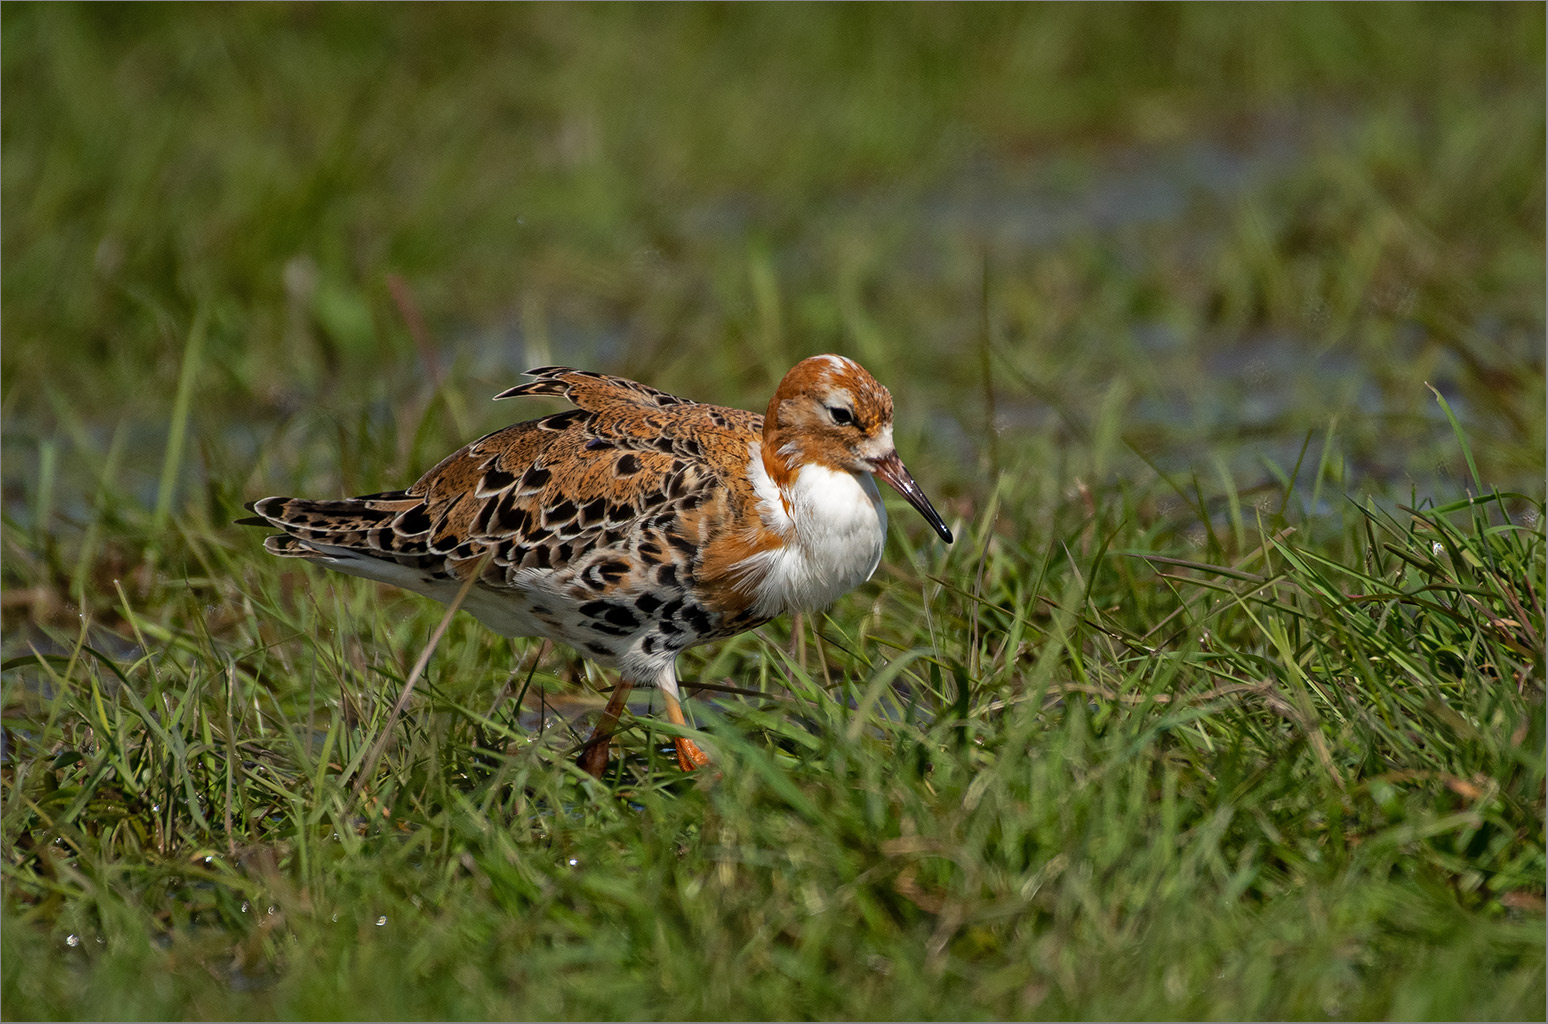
[739,446,888,618]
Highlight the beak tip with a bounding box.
[871,451,952,545]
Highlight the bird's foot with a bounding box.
[578,680,635,779]
[674,736,712,773]
[577,737,612,778]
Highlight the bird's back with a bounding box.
[244,368,773,676]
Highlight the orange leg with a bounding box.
[660,687,712,772]
[577,680,634,778]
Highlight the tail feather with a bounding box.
[241,493,430,561]
[262,534,320,558]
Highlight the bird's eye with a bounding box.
[828,406,856,426]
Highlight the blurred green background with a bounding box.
[2,4,1543,1020]
[3,2,1542,515]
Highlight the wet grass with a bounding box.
[3,5,1544,1020]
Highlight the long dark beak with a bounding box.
[871,452,953,544]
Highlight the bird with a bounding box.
[242,354,953,777]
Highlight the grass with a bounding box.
[2,4,1544,1020]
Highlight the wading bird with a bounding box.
[244,355,953,776]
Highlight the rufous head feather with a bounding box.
[763,355,953,543]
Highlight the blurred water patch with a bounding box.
[676,111,1311,272]
[867,126,1304,256]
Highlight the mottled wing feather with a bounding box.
[493,366,694,410]
[243,368,775,665]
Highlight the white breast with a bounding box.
[738,447,888,619]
